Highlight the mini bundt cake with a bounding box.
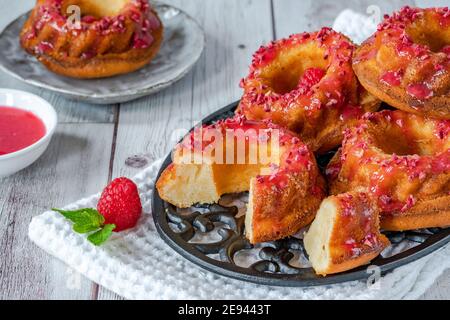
[20,0,163,78]
[156,116,326,244]
[353,6,450,120]
[237,28,380,153]
[304,192,390,276]
[327,110,450,231]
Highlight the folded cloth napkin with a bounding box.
[29,10,449,300]
[332,8,378,44]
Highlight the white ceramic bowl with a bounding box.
[0,89,57,177]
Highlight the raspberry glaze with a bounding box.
[334,193,388,260]
[0,107,46,156]
[20,0,163,78]
[238,28,380,153]
[23,0,160,53]
[353,6,450,119]
[327,110,450,218]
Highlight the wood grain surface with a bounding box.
[0,0,447,300]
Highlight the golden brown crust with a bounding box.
[156,163,180,204]
[249,171,326,244]
[381,195,450,231]
[352,7,450,120]
[327,110,450,231]
[237,28,381,154]
[35,28,163,79]
[20,0,163,79]
[304,193,390,276]
[319,251,383,276]
[354,63,450,120]
[381,212,450,231]
[327,194,390,274]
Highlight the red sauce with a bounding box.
[0,106,46,156]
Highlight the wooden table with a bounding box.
[0,0,448,300]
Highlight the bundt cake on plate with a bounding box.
[156,115,326,244]
[237,28,380,153]
[20,0,163,78]
[353,6,450,120]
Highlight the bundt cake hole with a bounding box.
[213,164,263,195]
[259,42,328,94]
[200,140,274,195]
[372,123,435,156]
[61,0,129,18]
[373,129,416,156]
[405,14,450,53]
[406,28,449,53]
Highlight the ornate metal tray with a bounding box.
[152,101,450,287]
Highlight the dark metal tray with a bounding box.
[152,101,450,287]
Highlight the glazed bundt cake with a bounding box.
[353,6,450,120]
[237,28,380,153]
[156,116,326,244]
[20,0,163,78]
[304,192,390,276]
[327,110,450,231]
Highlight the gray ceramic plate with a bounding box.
[0,2,204,104]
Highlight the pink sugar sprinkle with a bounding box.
[407,84,433,100]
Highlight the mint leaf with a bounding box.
[87,224,116,246]
[73,223,102,234]
[53,208,105,234]
[53,208,116,246]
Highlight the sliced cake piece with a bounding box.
[304,192,390,276]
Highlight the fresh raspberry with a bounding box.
[297,67,326,93]
[97,177,142,232]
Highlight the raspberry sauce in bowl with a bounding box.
[0,89,57,177]
[0,106,46,155]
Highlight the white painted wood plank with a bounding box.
[0,0,34,31]
[416,0,449,7]
[420,270,450,299]
[97,0,274,300]
[272,0,415,38]
[0,123,114,299]
[0,0,116,123]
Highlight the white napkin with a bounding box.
[29,10,450,300]
[332,8,378,44]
